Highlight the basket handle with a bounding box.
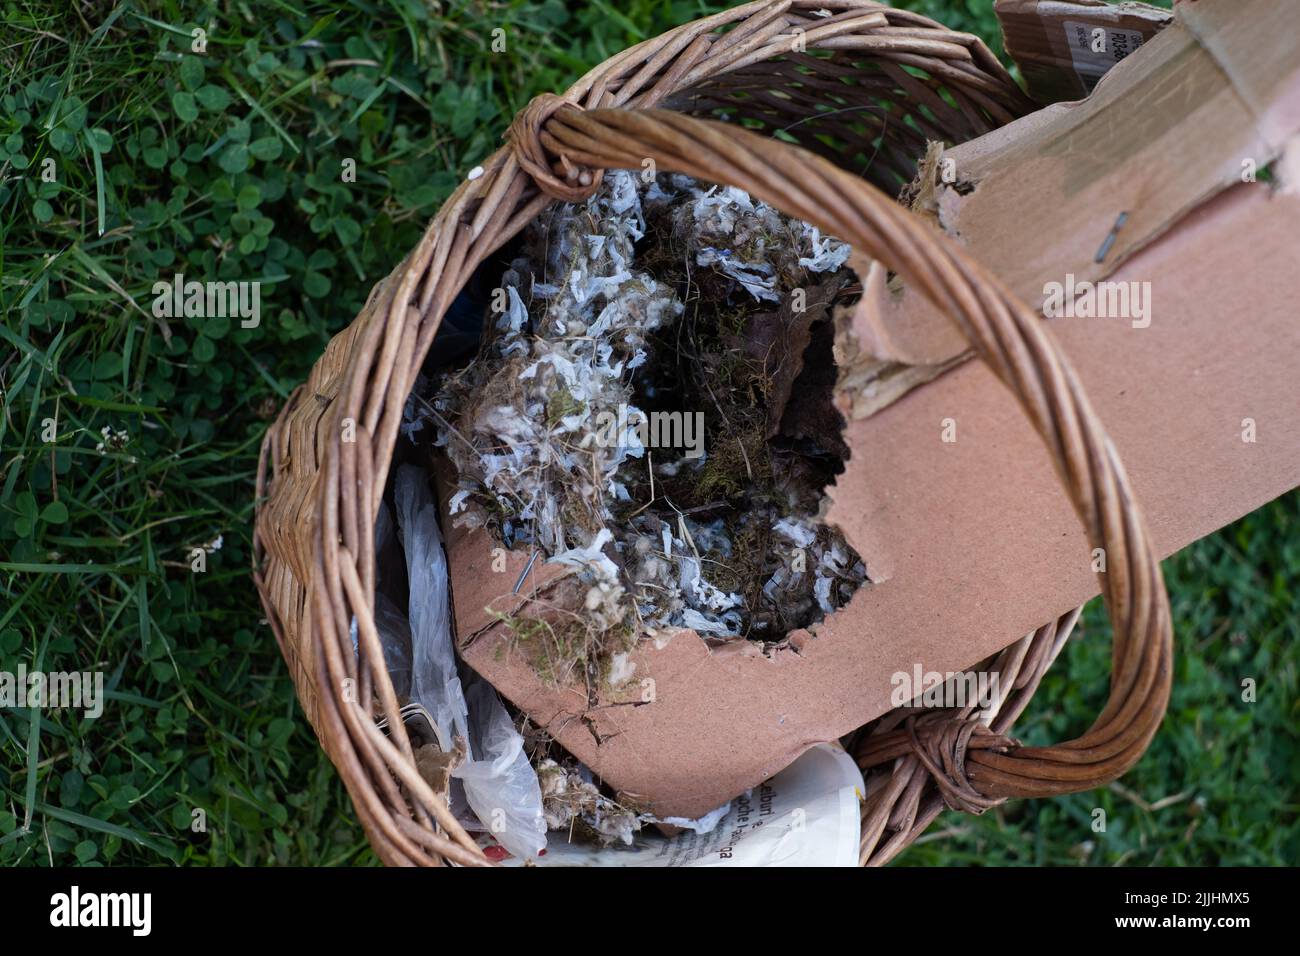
[511,95,1172,802]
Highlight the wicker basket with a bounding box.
[253,0,1173,866]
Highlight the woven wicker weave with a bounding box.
[253,0,1172,867]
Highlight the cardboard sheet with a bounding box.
[444,0,1300,818]
[995,0,1172,104]
[864,0,1300,368]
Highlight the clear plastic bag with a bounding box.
[373,591,413,700]
[395,464,470,749]
[393,464,546,860]
[455,679,547,859]
[372,501,413,700]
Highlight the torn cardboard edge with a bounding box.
[430,0,1300,820]
[859,0,1300,370]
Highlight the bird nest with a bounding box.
[410,169,870,686]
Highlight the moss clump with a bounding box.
[545,387,583,429]
[494,597,638,695]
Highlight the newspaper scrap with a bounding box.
[480,742,865,867]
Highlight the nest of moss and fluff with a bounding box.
[423,169,868,691]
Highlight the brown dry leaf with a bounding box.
[414,736,467,796]
[775,318,850,462]
[738,275,846,439]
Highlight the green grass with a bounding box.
[1,0,1289,868]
